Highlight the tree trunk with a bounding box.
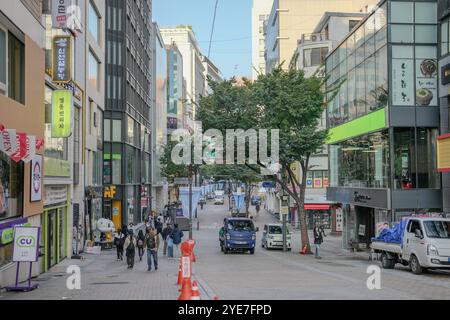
[298,155,312,254]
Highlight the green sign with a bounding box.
[52,90,72,138]
[0,223,31,245]
[327,108,387,145]
[44,157,71,177]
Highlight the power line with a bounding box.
[208,0,220,58]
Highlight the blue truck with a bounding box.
[219,218,259,254]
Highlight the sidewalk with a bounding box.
[0,248,184,300]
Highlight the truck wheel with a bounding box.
[381,253,395,269]
[410,255,423,274]
[223,247,229,254]
[249,249,255,255]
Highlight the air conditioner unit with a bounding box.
[310,35,318,41]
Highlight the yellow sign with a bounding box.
[104,186,117,199]
[281,206,289,215]
[437,134,450,172]
[52,90,72,138]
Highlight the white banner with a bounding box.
[52,0,82,32]
[23,135,36,163]
[12,226,40,262]
[0,129,18,156]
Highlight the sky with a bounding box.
[153,0,253,79]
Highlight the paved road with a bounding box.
[194,199,450,300]
[2,199,450,300]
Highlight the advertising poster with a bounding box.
[30,155,42,202]
[415,59,438,106]
[392,59,414,106]
[12,226,40,262]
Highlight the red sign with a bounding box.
[0,125,44,163]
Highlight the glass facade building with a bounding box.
[104,0,153,226]
[326,0,443,249]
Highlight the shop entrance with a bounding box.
[45,207,67,270]
[355,206,375,248]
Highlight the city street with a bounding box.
[2,199,450,300]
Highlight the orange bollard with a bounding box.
[191,280,201,300]
[178,278,193,300]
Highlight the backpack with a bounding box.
[146,235,156,249]
[137,239,144,247]
[172,229,182,245]
[126,238,135,252]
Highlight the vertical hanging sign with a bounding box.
[52,90,73,138]
[52,36,72,83]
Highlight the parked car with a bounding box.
[207,193,215,200]
[220,218,258,254]
[231,208,246,218]
[251,195,261,205]
[214,197,224,205]
[371,217,450,274]
[261,224,291,250]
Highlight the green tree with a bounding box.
[197,70,329,254]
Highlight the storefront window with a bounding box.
[394,127,440,189]
[0,153,23,221]
[394,128,416,189]
[332,131,390,188]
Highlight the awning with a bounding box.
[304,204,331,210]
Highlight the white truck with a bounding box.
[371,217,450,274]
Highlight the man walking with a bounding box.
[161,224,172,256]
[145,228,159,271]
[170,224,184,259]
[313,223,326,259]
[124,230,137,268]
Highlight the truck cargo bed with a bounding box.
[371,241,402,254]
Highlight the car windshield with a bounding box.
[227,220,254,232]
[423,221,450,239]
[268,226,282,234]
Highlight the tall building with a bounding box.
[151,23,168,213]
[201,55,222,94]
[0,0,45,288]
[104,0,153,228]
[251,0,274,79]
[325,0,442,250]
[42,0,106,266]
[160,26,206,131]
[437,0,450,216]
[264,0,379,74]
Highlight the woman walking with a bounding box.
[137,229,145,261]
[114,229,125,261]
[124,231,137,268]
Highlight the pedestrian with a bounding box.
[313,223,326,259]
[170,223,184,259]
[114,229,125,261]
[161,223,173,256]
[124,230,137,268]
[137,229,145,261]
[145,228,160,271]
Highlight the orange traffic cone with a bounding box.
[178,278,193,300]
[191,281,201,300]
[300,244,308,255]
[177,264,183,286]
